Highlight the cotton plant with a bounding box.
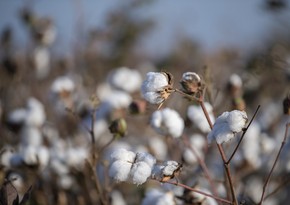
[109,148,156,185]
[108,66,142,93]
[207,110,248,144]
[150,108,184,138]
[187,102,215,133]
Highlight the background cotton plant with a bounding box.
[0,2,290,204]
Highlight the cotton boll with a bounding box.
[103,90,132,110]
[20,126,42,147]
[183,134,205,164]
[207,110,247,144]
[65,147,88,169]
[37,146,50,168]
[50,158,69,175]
[8,109,27,125]
[229,73,242,88]
[51,76,75,94]
[33,46,50,79]
[22,146,49,168]
[93,119,108,141]
[58,174,74,190]
[110,148,136,162]
[141,72,170,104]
[111,191,126,205]
[227,110,247,133]
[25,98,46,127]
[148,137,167,160]
[136,152,156,168]
[130,161,152,185]
[108,67,142,93]
[151,108,184,138]
[0,148,14,167]
[162,161,180,176]
[8,172,24,191]
[242,122,261,168]
[187,102,215,133]
[109,160,132,182]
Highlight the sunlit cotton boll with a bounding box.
[130,161,153,185]
[187,102,214,133]
[207,110,247,144]
[103,90,132,110]
[141,72,170,104]
[151,108,184,138]
[108,67,142,93]
[109,159,133,182]
[142,189,175,205]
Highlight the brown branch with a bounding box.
[150,178,233,204]
[226,105,261,164]
[199,100,238,205]
[265,176,290,200]
[258,123,290,205]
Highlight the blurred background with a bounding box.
[0,0,290,204]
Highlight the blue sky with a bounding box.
[1,0,290,58]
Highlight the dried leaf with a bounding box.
[0,180,19,205]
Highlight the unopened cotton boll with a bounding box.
[151,108,184,138]
[108,67,142,93]
[207,110,247,144]
[187,102,214,133]
[141,72,172,105]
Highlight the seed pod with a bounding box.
[109,118,127,138]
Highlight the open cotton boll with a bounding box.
[111,191,126,205]
[110,148,136,162]
[187,102,214,133]
[135,152,156,168]
[207,110,247,144]
[109,160,132,182]
[141,72,170,104]
[229,73,242,88]
[227,110,247,133]
[148,137,167,160]
[20,126,42,147]
[108,67,142,93]
[51,76,75,94]
[22,145,50,167]
[33,46,50,79]
[242,122,261,168]
[25,98,46,127]
[151,108,184,138]
[0,148,15,167]
[93,119,108,141]
[8,109,27,124]
[162,161,180,176]
[65,147,88,169]
[130,161,153,185]
[103,90,132,110]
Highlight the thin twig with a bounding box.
[265,176,290,200]
[226,105,261,164]
[258,123,290,205]
[150,178,233,204]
